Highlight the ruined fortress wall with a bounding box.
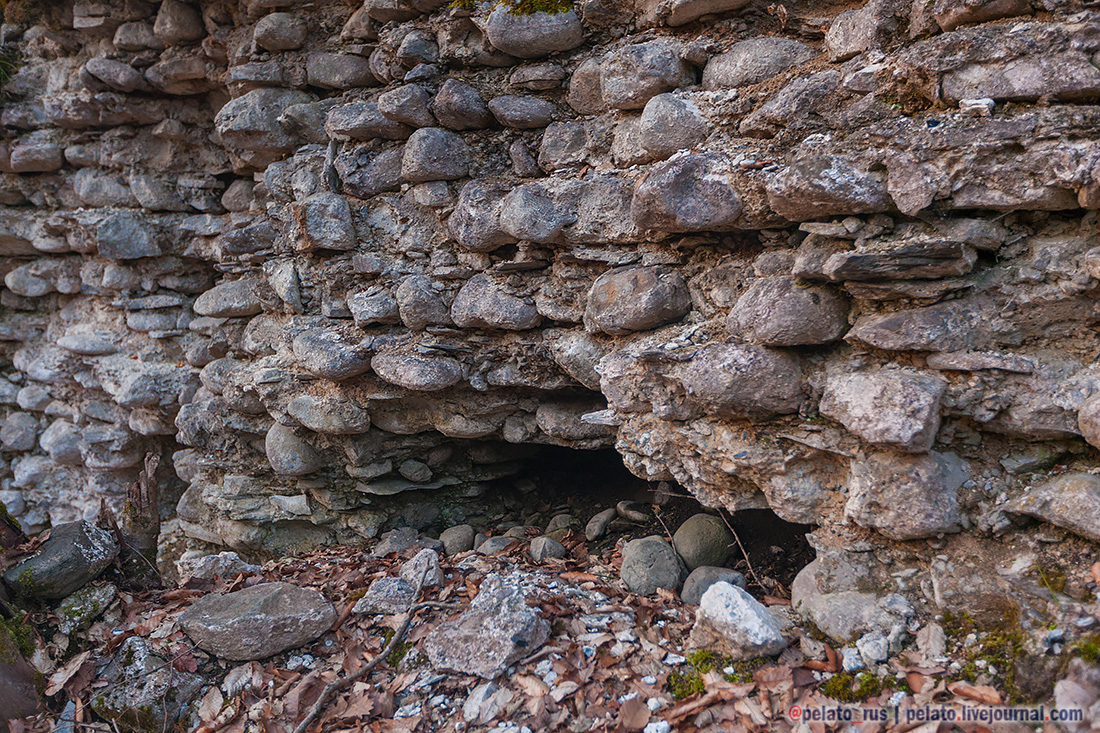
[3,0,1100,630]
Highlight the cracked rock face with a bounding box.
[2,0,1100,647]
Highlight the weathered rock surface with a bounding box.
[845,452,968,540]
[91,637,202,733]
[689,581,788,660]
[729,276,848,346]
[620,535,683,595]
[3,521,119,599]
[424,573,550,678]
[703,38,816,89]
[819,370,947,452]
[681,566,746,606]
[179,582,337,660]
[584,266,691,335]
[672,513,733,571]
[1004,474,1100,542]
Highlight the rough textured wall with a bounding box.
[4,0,1100,636]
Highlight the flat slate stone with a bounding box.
[424,573,549,679]
[179,582,336,661]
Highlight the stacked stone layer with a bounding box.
[2,0,1100,622]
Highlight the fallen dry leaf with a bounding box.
[906,671,931,695]
[948,681,1002,705]
[44,650,93,697]
[618,695,651,731]
[198,686,224,723]
[514,675,550,697]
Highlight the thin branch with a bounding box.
[718,510,765,591]
[292,569,433,733]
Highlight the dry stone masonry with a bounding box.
[3,0,1100,647]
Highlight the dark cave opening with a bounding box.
[503,445,816,594]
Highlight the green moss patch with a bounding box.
[821,672,883,703]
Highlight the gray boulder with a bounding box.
[845,451,968,540]
[84,58,146,93]
[57,583,118,635]
[291,329,372,379]
[620,535,683,595]
[639,0,752,26]
[672,514,733,571]
[728,276,849,346]
[338,146,405,199]
[689,582,787,660]
[674,344,805,419]
[214,88,315,155]
[489,95,557,129]
[637,93,707,160]
[3,521,119,599]
[254,12,307,51]
[766,154,891,221]
[584,266,691,335]
[293,192,357,251]
[1079,394,1100,450]
[703,37,816,89]
[154,0,204,45]
[424,573,550,678]
[306,53,378,89]
[451,274,541,330]
[432,80,493,130]
[538,120,588,171]
[820,370,947,453]
[96,213,162,260]
[347,289,401,326]
[176,551,261,584]
[791,558,914,643]
[682,566,746,606]
[193,278,264,318]
[585,507,618,541]
[825,0,909,61]
[530,536,567,562]
[91,638,202,733]
[739,70,840,138]
[484,7,584,58]
[352,577,416,615]
[601,41,691,110]
[378,84,436,128]
[1004,474,1100,543]
[942,51,1100,104]
[265,423,322,476]
[1,412,37,451]
[179,582,336,660]
[449,179,518,253]
[932,0,1031,31]
[440,524,476,554]
[326,103,413,141]
[396,275,452,329]
[371,354,463,391]
[400,548,443,587]
[402,127,471,183]
[632,153,742,231]
[286,394,372,434]
[477,536,518,555]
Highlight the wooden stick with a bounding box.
[292,569,432,733]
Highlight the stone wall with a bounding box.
[3,0,1100,630]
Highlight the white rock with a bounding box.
[688,581,787,660]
